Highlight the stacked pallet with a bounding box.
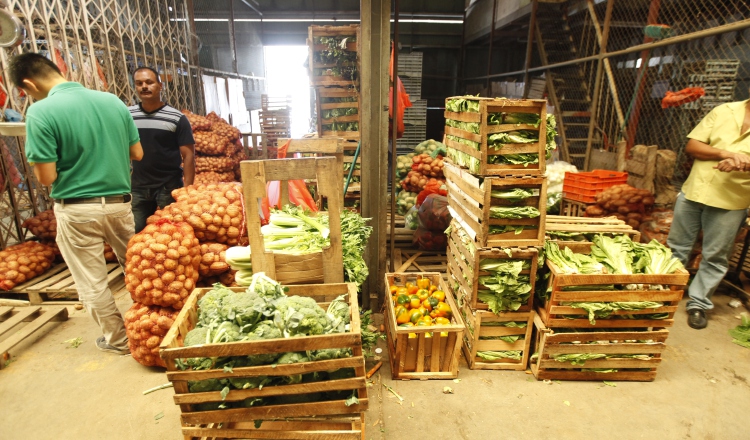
[533,216,688,381]
[259,94,291,157]
[442,97,550,371]
[308,25,361,207]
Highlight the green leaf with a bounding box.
[344,393,360,407]
[154,412,164,421]
[220,386,230,401]
[603,381,617,387]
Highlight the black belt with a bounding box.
[59,194,132,204]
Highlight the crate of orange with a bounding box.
[384,272,465,380]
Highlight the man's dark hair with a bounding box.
[8,53,63,88]
[133,67,161,83]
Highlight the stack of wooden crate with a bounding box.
[308,25,361,208]
[442,96,550,371]
[259,94,291,157]
[532,216,689,381]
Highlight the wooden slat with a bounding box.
[9,263,68,292]
[0,307,41,338]
[0,307,69,368]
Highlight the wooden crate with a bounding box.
[460,302,534,371]
[383,273,465,380]
[183,414,364,440]
[0,306,68,367]
[240,156,344,285]
[308,25,360,87]
[559,198,589,217]
[316,86,360,141]
[446,224,538,313]
[545,215,641,249]
[444,162,546,248]
[444,96,548,176]
[539,255,689,329]
[530,314,669,381]
[159,283,368,434]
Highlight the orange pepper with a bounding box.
[420,315,434,326]
[409,295,421,309]
[416,289,430,301]
[431,290,446,302]
[390,285,398,295]
[409,309,423,324]
[433,301,452,318]
[416,278,431,290]
[421,298,434,311]
[429,284,438,293]
[396,306,410,324]
[396,287,409,297]
[434,317,451,326]
[406,283,418,295]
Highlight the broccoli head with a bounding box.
[213,321,243,343]
[185,327,210,346]
[273,296,332,337]
[197,285,233,326]
[307,348,352,361]
[276,351,310,384]
[220,291,267,328]
[228,375,272,390]
[188,378,227,393]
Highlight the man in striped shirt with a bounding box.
[129,67,195,232]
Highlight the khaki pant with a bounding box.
[54,200,135,349]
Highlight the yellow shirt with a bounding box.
[682,100,750,210]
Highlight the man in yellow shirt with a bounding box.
[667,99,750,329]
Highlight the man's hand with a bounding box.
[714,155,750,173]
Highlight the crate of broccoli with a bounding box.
[540,238,689,329]
[316,86,360,140]
[443,96,555,177]
[159,273,367,436]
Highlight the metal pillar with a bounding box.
[360,0,391,310]
[389,0,399,272]
[522,0,538,98]
[486,0,497,93]
[625,0,661,150]
[583,0,615,170]
[229,0,239,74]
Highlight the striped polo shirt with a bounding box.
[129,103,195,188]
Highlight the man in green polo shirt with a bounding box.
[10,53,144,355]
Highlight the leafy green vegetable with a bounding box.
[563,301,664,325]
[591,234,634,274]
[479,259,530,272]
[730,313,750,349]
[632,239,685,274]
[489,225,536,235]
[446,97,480,113]
[488,130,538,146]
[490,188,535,203]
[489,206,540,219]
[445,119,480,134]
[544,241,604,274]
[477,351,522,360]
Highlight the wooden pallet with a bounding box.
[159,283,368,432]
[0,306,69,368]
[389,249,447,274]
[460,302,534,371]
[530,314,669,381]
[446,223,538,313]
[5,263,123,304]
[384,273,464,380]
[559,198,589,217]
[386,214,416,248]
[444,97,547,177]
[183,414,364,440]
[539,256,688,329]
[445,162,546,248]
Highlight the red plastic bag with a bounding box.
[260,140,318,223]
[661,87,705,109]
[413,228,448,251]
[388,44,412,139]
[417,194,451,232]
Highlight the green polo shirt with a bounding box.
[25,82,140,199]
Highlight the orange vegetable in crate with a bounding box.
[396,287,409,297]
[406,283,418,295]
[416,288,429,301]
[396,293,410,306]
[409,295,421,309]
[424,296,439,311]
[435,317,451,326]
[431,290,446,302]
[409,309,423,324]
[396,306,410,324]
[390,285,398,295]
[416,278,431,290]
[432,302,452,319]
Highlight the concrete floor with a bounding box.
[1,289,749,440]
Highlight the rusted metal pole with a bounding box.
[625,0,661,151]
[389,0,399,272]
[485,0,498,94]
[522,0,538,98]
[583,0,614,171]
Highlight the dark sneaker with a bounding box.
[687,309,707,329]
[95,336,130,355]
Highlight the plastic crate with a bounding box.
[562,170,627,203]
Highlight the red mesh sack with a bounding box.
[194,131,228,156]
[195,171,236,184]
[0,241,56,290]
[125,220,200,310]
[417,194,451,232]
[148,183,247,246]
[124,302,179,368]
[413,227,448,251]
[182,110,212,131]
[22,210,57,240]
